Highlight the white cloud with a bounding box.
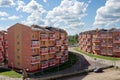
[94,0,120,27]
[43,0,47,3]
[0,11,9,16]
[16,0,25,11]
[0,0,15,7]
[19,0,46,26]
[8,15,19,20]
[0,17,7,20]
[17,0,46,13]
[45,0,89,34]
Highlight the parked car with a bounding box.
[94,68,103,73]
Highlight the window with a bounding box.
[17,62,20,66]
[32,49,35,53]
[17,41,20,45]
[32,34,34,38]
[17,56,20,59]
[17,34,19,38]
[17,49,20,52]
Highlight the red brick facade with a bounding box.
[0,31,8,64]
[8,23,68,72]
[79,29,120,57]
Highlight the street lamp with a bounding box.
[21,68,29,80]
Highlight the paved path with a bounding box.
[58,68,120,80]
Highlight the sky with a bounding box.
[0,0,120,35]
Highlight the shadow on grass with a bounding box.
[0,68,11,73]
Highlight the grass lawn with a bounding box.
[34,52,78,76]
[74,47,120,61]
[0,68,22,78]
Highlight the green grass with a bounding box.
[34,52,78,76]
[74,47,120,61]
[0,68,22,78]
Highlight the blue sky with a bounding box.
[0,0,120,35]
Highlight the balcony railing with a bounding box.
[107,44,113,47]
[100,35,112,38]
[0,46,3,51]
[61,56,65,63]
[56,41,61,46]
[113,39,120,43]
[92,46,100,50]
[61,46,65,51]
[0,36,3,41]
[31,55,40,64]
[113,48,120,52]
[40,48,48,55]
[49,47,55,53]
[64,50,68,55]
[40,51,48,55]
[87,35,91,38]
[55,52,61,58]
[31,41,39,48]
[49,34,55,40]
[31,59,40,64]
[40,34,48,41]
[41,61,48,69]
[92,38,100,42]
[49,59,56,66]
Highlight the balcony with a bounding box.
[64,50,68,56]
[55,52,61,58]
[60,56,65,63]
[101,43,112,47]
[61,46,65,51]
[87,35,91,38]
[49,47,55,53]
[63,39,68,45]
[40,33,48,41]
[48,41,55,46]
[87,42,91,46]
[113,39,120,43]
[107,44,112,47]
[87,48,92,52]
[49,33,55,40]
[56,40,61,46]
[31,55,40,64]
[56,46,61,52]
[3,41,8,48]
[92,46,100,50]
[0,46,3,51]
[40,48,48,55]
[100,35,112,39]
[101,43,107,47]
[41,60,48,69]
[48,58,56,66]
[0,36,3,41]
[113,48,120,52]
[92,38,100,43]
[31,40,39,48]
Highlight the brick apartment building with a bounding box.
[8,23,68,72]
[78,28,120,57]
[0,31,8,64]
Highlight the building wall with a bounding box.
[8,23,68,72]
[78,29,120,57]
[0,33,4,63]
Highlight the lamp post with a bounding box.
[22,68,29,80]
